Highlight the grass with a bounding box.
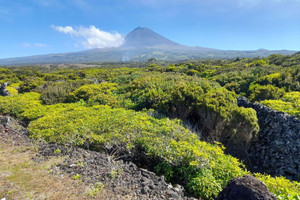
[0,139,108,200]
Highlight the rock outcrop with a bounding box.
[238,97,300,181]
[0,115,30,145]
[37,143,196,200]
[0,82,10,96]
[216,175,276,200]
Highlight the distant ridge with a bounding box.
[0,27,297,65]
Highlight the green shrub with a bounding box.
[199,69,216,78]
[0,68,19,84]
[0,92,41,119]
[6,86,18,96]
[22,103,80,121]
[28,105,245,199]
[249,84,285,101]
[255,173,300,200]
[261,91,300,117]
[43,74,68,81]
[187,69,199,76]
[18,77,44,93]
[88,93,119,107]
[166,66,179,72]
[187,169,222,198]
[69,82,118,102]
[40,84,71,105]
[9,82,22,88]
[248,59,268,67]
[257,73,282,86]
[128,74,259,149]
[40,80,93,105]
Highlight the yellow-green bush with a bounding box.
[28,105,245,199]
[0,92,41,119]
[0,68,19,83]
[6,86,18,96]
[18,77,44,93]
[127,73,259,148]
[261,91,300,117]
[248,59,268,67]
[27,104,298,199]
[40,80,93,105]
[88,93,119,107]
[69,82,118,102]
[249,84,285,102]
[9,82,22,88]
[255,173,300,200]
[22,103,80,121]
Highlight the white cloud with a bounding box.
[20,42,48,47]
[34,43,48,47]
[52,25,74,34]
[52,25,124,49]
[21,43,31,47]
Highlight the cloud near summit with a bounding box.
[52,25,124,49]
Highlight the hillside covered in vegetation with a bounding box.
[0,53,299,199]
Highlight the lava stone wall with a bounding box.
[237,97,300,181]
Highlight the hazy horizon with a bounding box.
[1,0,300,59]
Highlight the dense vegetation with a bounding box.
[0,53,299,199]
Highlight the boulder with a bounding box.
[216,175,276,200]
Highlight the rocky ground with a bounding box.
[0,115,195,200]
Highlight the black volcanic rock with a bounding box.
[0,82,10,96]
[123,27,181,48]
[216,175,276,200]
[237,97,300,181]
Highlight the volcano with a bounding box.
[123,27,181,48]
[0,27,296,65]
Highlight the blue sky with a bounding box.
[1,0,300,59]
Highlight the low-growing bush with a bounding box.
[40,84,71,105]
[261,91,300,117]
[0,92,41,119]
[18,77,44,93]
[6,86,18,96]
[249,84,285,101]
[27,105,298,199]
[0,68,19,84]
[88,93,119,107]
[127,73,259,150]
[22,102,80,121]
[69,82,118,102]
[40,80,93,104]
[255,173,300,200]
[28,105,246,199]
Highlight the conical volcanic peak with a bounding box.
[123,27,180,48]
[0,27,296,65]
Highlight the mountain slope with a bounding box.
[123,27,181,48]
[0,27,297,65]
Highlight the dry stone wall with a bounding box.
[237,97,300,181]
